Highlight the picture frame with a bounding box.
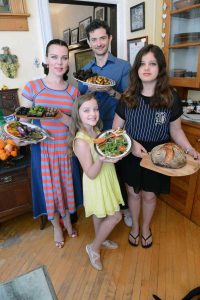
[93,6,107,21]
[127,36,148,66]
[0,0,10,12]
[79,16,92,42]
[63,28,70,46]
[70,28,79,45]
[74,49,94,72]
[130,2,145,32]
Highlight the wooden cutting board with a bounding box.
[140,153,200,177]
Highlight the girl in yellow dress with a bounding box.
[69,93,124,271]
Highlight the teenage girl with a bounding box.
[113,44,200,248]
[69,93,124,271]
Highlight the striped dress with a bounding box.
[22,79,78,220]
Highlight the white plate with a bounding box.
[183,113,200,121]
[74,76,116,89]
[94,129,132,159]
[4,122,48,145]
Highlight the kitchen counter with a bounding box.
[160,119,200,226]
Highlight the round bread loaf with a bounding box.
[151,143,186,169]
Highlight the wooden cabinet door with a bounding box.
[160,122,200,218]
[0,167,32,222]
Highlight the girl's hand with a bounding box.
[99,156,121,164]
[132,140,147,158]
[186,147,200,160]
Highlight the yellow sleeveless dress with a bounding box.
[74,131,124,218]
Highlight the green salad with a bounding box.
[97,134,128,157]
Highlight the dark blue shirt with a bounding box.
[78,52,131,130]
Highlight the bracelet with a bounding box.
[185,147,193,154]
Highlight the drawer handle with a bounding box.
[1,176,12,183]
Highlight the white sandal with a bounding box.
[86,244,102,271]
[101,240,118,249]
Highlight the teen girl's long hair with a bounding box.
[68,93,103,157]
[122,44,173,108]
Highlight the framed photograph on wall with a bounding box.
[0,0,10,12]
[70,28,79,45]
[93,6,107,21]
[130,2,145,32]
[127,36,148,66]
[79,16,92,42]
[75,49,94,72]
[63,28,70,45]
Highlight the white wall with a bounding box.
[0,0,44,103]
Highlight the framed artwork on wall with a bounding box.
[0,0,10,12]
[130,2,145,32]
[93,6,107,21]
[70,28,79,45]
[63,28,70,45]
[127,36,148,66]
[79,16,92,42]
[74,49,94,72]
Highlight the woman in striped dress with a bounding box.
[22,39,81,248]
[113,44,200,248]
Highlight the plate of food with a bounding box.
[94,128,132,159]
[4,121,49,145]
[140,143,200,176]
[73,69,115,89]
[14,106,59,119]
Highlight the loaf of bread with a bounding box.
[150,143,186,169]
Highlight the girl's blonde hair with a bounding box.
[68,93,102,156]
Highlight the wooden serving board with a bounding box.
[140,153,200,177]
[14,112,60,120]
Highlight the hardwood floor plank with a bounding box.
[1,201,200,299]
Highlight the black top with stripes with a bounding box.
[116,91,183,143]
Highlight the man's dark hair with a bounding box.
[86,19,111,40]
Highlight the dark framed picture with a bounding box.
[0,0,10,12]
[75,49,94,72]
[130,2,145,32]
[79,16,92,42]
[93,6,107,21]
[70,28,79,45]
[127,36,148,66]
[63,28,70,45]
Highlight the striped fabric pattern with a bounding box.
[22,79,78,220]
[124,96,171,142]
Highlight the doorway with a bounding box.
[49,1,117,56]
[37,0,127,60]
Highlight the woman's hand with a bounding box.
[58,110,71,126]
[132,140,147,158]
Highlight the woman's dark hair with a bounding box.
[122,44,173,108]
[42,39,69,81]
[86,19,111,40]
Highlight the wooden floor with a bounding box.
[1,199,200,300]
